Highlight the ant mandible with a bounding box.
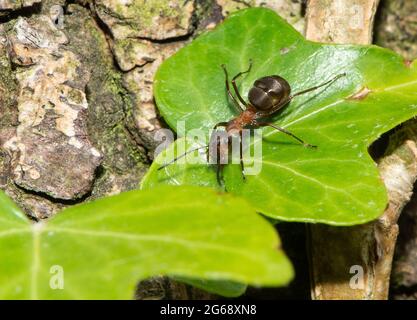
[159,60,346,186]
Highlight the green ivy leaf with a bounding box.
[0,186,292,299]
[141,8,417,226]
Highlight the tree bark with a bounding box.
[306,0,417,300]
[374,0,417,300]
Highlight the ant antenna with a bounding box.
[290,73,346,99]
[158,145,209,170]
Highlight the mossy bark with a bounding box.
[0,2,149,219]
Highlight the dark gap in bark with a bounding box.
[0,2,42,23]
[372,0,386,44]
[196,0,224,29]
[231,0,251,8]
[300,0,308,17]
[242,222,310,300]
[13,173,95,208]
[368,128,392,161]
[391,284,417,298]
[88,6,115,41]
[128,33,194,45]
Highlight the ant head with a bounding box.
[248,76,291,111]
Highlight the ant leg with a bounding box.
[221,64,244,112]
[216,164,225,187]
[208,130,224,187]
[232,59,253,106]
[291,73,346,98]
[158,145,208,170]
[210,122,229,163]
[239,130,246,181]
[256,122,317,148]
[215,136,226,187]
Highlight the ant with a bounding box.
[159,60,346,186]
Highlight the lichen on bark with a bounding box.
[4,15,102,200]
[0,2,149,218]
